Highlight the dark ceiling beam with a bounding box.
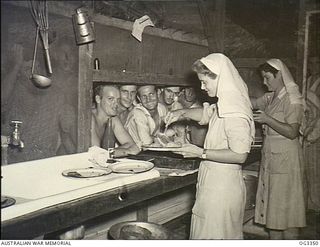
[4,1,208,47]
[197,0,225,52]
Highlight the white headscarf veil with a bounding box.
[266,59,303,105]
[200,53,255,141]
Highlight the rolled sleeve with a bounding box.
[134,117,154,146]
[128,109,154,146]
[224,117,252,154]
[199,102,215,125]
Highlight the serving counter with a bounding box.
[1,149,260,240]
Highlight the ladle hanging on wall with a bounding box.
[30,27,51,88]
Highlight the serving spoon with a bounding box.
[30,27,51,88]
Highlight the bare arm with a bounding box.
[206,149,248,163]
[174,144,248,164]
[266,119,300,139]
[254,111,300,139]
[173,117,251,164]
[166,107,204,125]
[112,117,140,157]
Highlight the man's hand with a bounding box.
[164,109,186,126]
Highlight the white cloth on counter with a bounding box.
[88,145,110,167]
[1,152,160,221]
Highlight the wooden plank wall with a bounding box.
[92,24,209,82]
[91,21,293,100]
[4,1,300,154]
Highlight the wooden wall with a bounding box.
[1,3,79,163]
[2,1,301,163]
[93,23,209,83]
[92,22,268,95]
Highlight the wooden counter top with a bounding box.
[1,149,261,240]
[1,172,197,239]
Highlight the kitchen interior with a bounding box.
[1,0,319,241]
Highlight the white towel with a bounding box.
[88,146,110,167]
[131,15,154,42]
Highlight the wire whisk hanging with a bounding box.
[29,0,52,74]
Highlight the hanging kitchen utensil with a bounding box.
[29,0,52,74]
[30,26,52,88]
[72,8,95,45]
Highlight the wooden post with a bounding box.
[77,43,93,153]
[296,0,307,88]
[197,0,225,52]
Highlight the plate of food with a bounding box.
[1,196,16,208]
[62,167,112,178]
[109,161,154,174]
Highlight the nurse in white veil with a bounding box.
[165,53,255,239]
[252,59,306,239]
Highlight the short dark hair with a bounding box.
[191,59,217,79]
[94,84,118,98]
[137,85,156,96]
[258,62,279,77]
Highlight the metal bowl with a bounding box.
[109,221,171,240]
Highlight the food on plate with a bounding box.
[156,132,172,146]
[149,132,182,148]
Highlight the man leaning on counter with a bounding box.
[91,84,140,157]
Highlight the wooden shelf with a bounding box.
[93,69,191,86]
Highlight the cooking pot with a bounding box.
[243,174,258,210]
[108,221,171,240]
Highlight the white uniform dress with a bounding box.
[190,103,253,239]
[188,53,255,239]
